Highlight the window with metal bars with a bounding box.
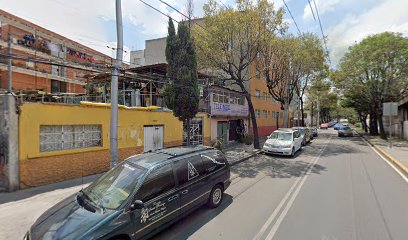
[40,125,102,152]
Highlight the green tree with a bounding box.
[305,78,337,125]
[164,19,200,145]
[334,32,408,138]
[261,33,326,127]
[194,0,284,149]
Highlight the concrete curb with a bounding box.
[229,150,262,166]
[358,132,408,177]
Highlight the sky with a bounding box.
[1,0,407,68]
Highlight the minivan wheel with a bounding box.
[207,184,224,208]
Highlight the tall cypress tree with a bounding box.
[163,18,177,109]
[164,19,199,145]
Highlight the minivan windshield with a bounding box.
[83,162,146,210]
[270,132,293,141]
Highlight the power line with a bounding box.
[139,0,178,23]
[307,0,316,21]
[282,0,302,35]
[312,0,332,67]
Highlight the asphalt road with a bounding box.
[1,129,408,240]
[151,129,408,240]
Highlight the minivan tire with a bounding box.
[207,184,224,208]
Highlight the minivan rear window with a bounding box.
[201,151,227,173]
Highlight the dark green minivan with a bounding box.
[24,146,231,240]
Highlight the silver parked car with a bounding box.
[338,126,353,137]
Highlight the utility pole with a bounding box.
[389,113,392,148]
[317,96,320,128]
[284,81,289,128]
[110,0,123,168]
[7,33,12,92]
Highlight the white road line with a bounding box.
[360,136,408,183]
[252,137,331,240]
[264,137,331,240]
[252,173,302,240]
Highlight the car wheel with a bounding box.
[207,184,224,208]
[291,147,295,158]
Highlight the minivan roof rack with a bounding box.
[158,146,214,159]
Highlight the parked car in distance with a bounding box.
[292,127,312,145]
[338,126,354,137]
[311,127,318,137]
[307,127,315,140]
[263,129,303,157]
[25,146,231,240]
[333,123,344,130]
[320,123,329,129]
[328,121,337,128]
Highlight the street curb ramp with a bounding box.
[358,132,408,178]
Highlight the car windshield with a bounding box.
[270,132,293,141]
[343,127,351,130]
[83,162,146,210]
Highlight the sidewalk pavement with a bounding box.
[358,130,408,176]
[0,140,265,205]
[223,138,265,166]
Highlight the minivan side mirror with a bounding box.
[130,200,144,210]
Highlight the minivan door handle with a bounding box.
[181,190,189,195]
[168,195,178,202]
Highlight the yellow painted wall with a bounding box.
[196,112,211,145]
[19,103,183,160]
[18,103,212,188]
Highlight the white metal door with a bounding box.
[144,126,163,152]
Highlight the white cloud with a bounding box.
[327,0,408,67]
[302,0,340,22]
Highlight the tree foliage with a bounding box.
[333,32,408,137]
[261,32,326,127]
[194,0,284,148]
[163,18,200,145]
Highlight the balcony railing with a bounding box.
[16,91,166,108]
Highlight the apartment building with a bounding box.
[0,9,112,93]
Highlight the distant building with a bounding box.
[144,37,167,65]
[129,49,145,68]
[0,9,112,93]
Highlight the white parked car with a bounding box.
[263,129,303,157]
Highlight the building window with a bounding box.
[51,80,67,93]
[263,92,268,101]
[276,112,279,119]
[263,71,268,83]
[40,125,102,152]
[263,110,268,119]
[255,109,260,118]
[212,90,244,105]
[255,90,261,98]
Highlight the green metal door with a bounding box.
[217,122,228,143]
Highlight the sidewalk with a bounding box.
[223,138,265,165]
[358,131,408,176]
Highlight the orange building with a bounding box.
[248,63,287,137]
[0,9,112,93]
